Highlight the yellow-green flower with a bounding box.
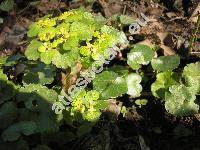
[38,27,56,41]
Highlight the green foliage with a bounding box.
[165,84,199,116]
[4,53,24,66]
[151,62,200,116]
[135,99,148,107]
[93,70,142,99]
[93,71,128,99]
[182,62,200,94]
[23,62,56,85]
[151,71,179,99]
[0,70,16,104]
[119,15,135,25]
[0,101,17,129]
[68,90,108,122]
[120,106,128,117]
[127,44,154,70]
[25,9,128,70]
[2,121,37,141]
[151,55,180,72]
[16,84,59,133]
[0,0,14,12]
[126,73,142,98]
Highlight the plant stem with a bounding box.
[189,15,200,52]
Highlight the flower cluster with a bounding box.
[26,9,126,69]
[69,90,106,121]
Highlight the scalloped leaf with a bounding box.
[126,73,142,98]
[101,77,127,99]
[16,84,59,132]
[165,84,199,116]
[0,77,16,104]
[25,39,42,61]
[23,62,56,85]
[151,55,180,72]
[17,84,58,111]
[182,62,200,94]
[0,0,14,12]
[1,121,37,142]
[0,101,18,129]
[4,53,24,66]
[151,71,179,99]
[93,71,127,99]
[127,44,154,70]
[119,15,135,25]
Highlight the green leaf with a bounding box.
[23,62,55,85]
[151,71,179,99]
[102,77,127,99]
[107,65,129,76]
[4,53,24,66]
[93,71,128,99]
[0,78,16,104]
[93,71,118,92]
[127,44,154,70]
[16,84,59,132]
[182,62,200,94]
[119,15,135,25]
[0,0,14,12]
[17,84,58,111]
[63,36,79,51]
[0,56,8,66]
[151,55,180,72]
[70,21,93,40]
[0,17,3,24]
[0,101,18,129]
[77,122,93,137]
[165,84,199,116]
[94,100,108,110]
[1,121,37,142]
[40,49,57,64]
[25,40,42,61]
[126,73,142,98]
[135,99,148,107]
[27,23,41,37]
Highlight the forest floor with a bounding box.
[0,0,200,150]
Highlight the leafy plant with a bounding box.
[151,62,200,116]
[182,62,200,94]
[151,71,179,99]
[0,0,14,12]
[93,69,142,99]
[22,62,56,85]
[25,9,128,71]
[127,44,154,70]
[151,55,180,72]
[67,90,108,122]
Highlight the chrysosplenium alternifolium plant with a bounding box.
[25,9,128,70]
[25,9,129,122]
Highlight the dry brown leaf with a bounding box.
[98,0,122,17]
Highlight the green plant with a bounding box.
[25,9,128,71]
[0,9,129,145]
[68,90,108,122]
[151,62,200,116]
